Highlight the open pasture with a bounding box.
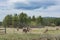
[0,27,60,40]
[1,26,59,34]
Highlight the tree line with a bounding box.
[1,12,60,28]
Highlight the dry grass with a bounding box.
[0,26,60,40]
[0,26,59,34]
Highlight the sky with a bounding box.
[0,0,60,21]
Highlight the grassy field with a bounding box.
[0,27,60,40]
[5,27,60,34]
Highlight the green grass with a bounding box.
[0,33,60,40]
[0,33,41,40]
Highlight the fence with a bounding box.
[0,27,6,34]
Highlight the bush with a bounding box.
[51,23,55,27]
[56,27,59,30]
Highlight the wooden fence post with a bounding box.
[5,26,6,34]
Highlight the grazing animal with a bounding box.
[44,29,48,33]
[23,27,30,33]
[23,29,27,33]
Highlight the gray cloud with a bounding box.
[13,0,56,10]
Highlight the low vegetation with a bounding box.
[0,27,59,40]
[0,33,60,40]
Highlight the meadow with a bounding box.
[0,26,60,40]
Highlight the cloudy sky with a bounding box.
[0,0,60,21]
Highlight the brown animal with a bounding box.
[23,27,31,33]
[44,29,48,33]
[23,29,27,33]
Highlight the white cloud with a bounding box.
[0,0,60,21]
[42,5,60,12]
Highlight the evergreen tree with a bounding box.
[3,15,12,27]
[12,14,18,28]
[19,12,28,28]
[36,16,43,25]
